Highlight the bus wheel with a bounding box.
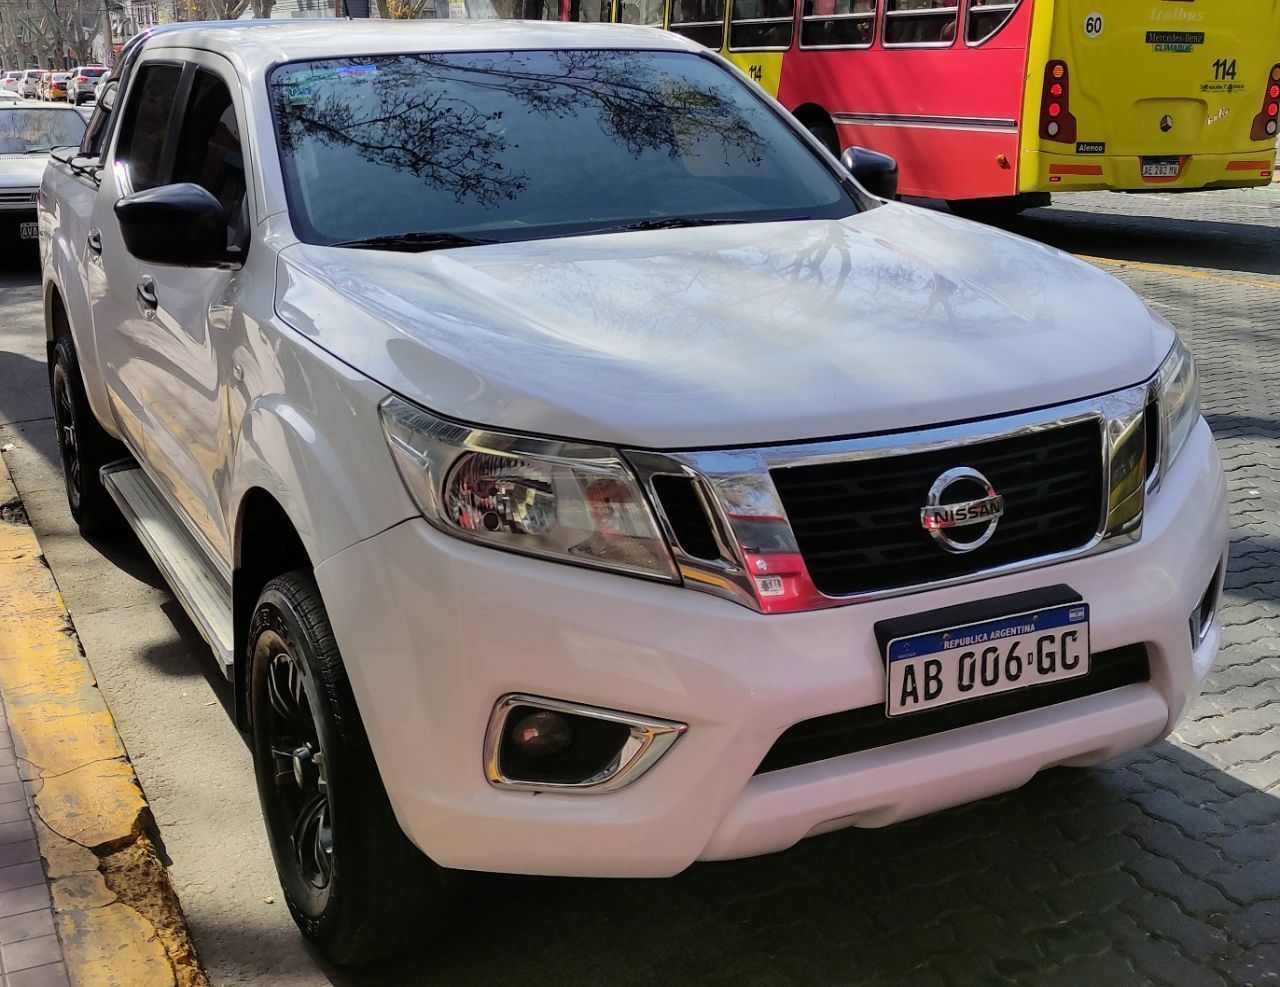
[804,119,840,157]
[947,193,1051,224]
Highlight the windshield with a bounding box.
[0,109,87,153]
[78,68,106,77]
[269,49,855,246]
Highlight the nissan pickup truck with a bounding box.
[40,19,1228,965]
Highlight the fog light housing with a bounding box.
[485,695,686,793]
[1189,562,1222,647]
[510,710,573,758]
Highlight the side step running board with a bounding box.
[101,462,235,679]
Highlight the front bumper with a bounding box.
[1021,148,1275,193]
[316,419,1227,877]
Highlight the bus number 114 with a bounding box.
[1212,58,1238,81]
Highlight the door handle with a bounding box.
[136,276,158,320]
[87,229,102,255]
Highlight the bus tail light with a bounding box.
[1040,61,1077,143]
[1251,64,1280,140]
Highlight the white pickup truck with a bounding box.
[40,19,1227,965]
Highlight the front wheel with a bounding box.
[249,571,445,965]
[50,337,125,536]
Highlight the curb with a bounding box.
[0,454,206,987]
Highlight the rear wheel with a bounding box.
[50,336,125,536]
[249,571,445,965]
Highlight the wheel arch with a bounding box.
[232,487,313,731]
[791,102,840,155]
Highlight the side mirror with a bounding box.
[99,79,118,112]
[840,146,899,201]
[114,183,228,267]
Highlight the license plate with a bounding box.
[1141,158,1180,178]
[19,222,36,240]
[885,603,1090,717]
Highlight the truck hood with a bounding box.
[0,155,48,189]
[275,202,1172,449]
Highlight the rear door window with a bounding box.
[114,62,183,191]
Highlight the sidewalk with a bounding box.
[0,710,67,987]
[0,454,206,987]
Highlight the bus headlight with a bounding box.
[379,396,678,581]
[1158,337,1199,472]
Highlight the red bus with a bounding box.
[526,0,1280,215]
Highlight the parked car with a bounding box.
[18,69,47,98]
[43,72,70,101]
[65,65,106,105]
[0,71,21,92]
[1,103,85,247]
[42,19,1227,966]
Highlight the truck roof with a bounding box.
[141,19,699,68]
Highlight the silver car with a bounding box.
[65,66,107,105]
[0,103,86,247]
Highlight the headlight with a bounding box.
[1157,337,1200,473]
[379,397,677,581]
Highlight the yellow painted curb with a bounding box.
[0,454,206,987]
[1077,254,1280,291]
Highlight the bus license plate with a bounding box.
[1141,158,1180,178]
[885,603,1090,717]
[19,222,36,240]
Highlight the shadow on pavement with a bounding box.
[997,206,1279,278]
[281,742,1274,985]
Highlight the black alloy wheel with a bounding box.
[249,572,444,965]
[258,633,336,908]
[49,336,124,535]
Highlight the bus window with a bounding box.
[966,0,1018,44]
[800,0,875,48]
[669,0,726,47]
[883,0,958,46]
[577,0,611,18]
[618,0,662,23]
[729,0,796,49]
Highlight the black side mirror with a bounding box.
[840,146,899,201]
[114,183,228,267]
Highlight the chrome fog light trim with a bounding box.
[1189,562,1224,648]
[484,694,686,794]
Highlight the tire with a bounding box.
[249,571,445,965]
[804,118,840,157]
[50,336,125,536]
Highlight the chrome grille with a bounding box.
[771,420,1105,597]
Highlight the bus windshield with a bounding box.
[268,49,856,247]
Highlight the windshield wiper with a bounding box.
[327,231,496,252]
[596,216,749,234]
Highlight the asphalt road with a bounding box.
[2,183,1279,986]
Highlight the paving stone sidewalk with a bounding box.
[0,711,67,987]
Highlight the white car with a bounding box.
[18,69,47,98]
[1,71,21,92]
[41,20,1226,965]
[0,103,86,246]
